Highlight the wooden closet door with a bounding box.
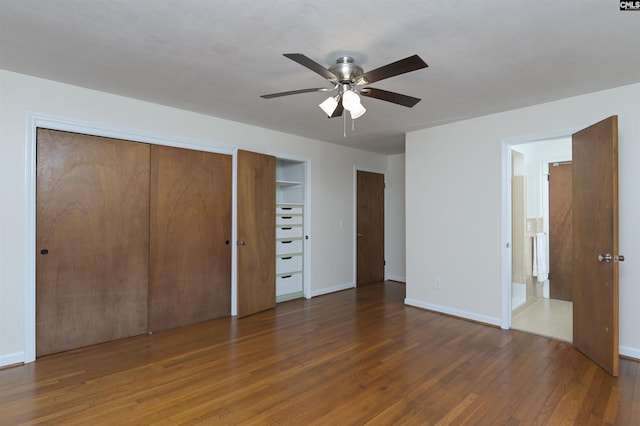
[36,129,150,356]
[149,145,232,332]
[237,150,275,317]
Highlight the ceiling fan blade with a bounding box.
[283,53,338,81]
[261,87,330,99]
[357,55,428,85]
[359,88,422,108]
[330,99,344,118]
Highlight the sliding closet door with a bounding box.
[237,150,276,317]
[36,129,150,356]
[149,145,232,332]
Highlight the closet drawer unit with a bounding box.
[276,214,303,226]
[276,272,303,295]
[276,238,303,255]
[276,206,303,215]
[276,225,303,239]
[276,254,303,274]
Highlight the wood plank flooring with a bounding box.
[1,281,638,425]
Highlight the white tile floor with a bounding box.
[512,298,573,342]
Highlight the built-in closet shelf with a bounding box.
[275,158,305,301]
[275,201,304,300]
[276,180,303,187]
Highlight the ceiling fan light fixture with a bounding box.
[342,89,366,119]
[341,89,360,110]
[349,103,366,119]
[319,95,339,117]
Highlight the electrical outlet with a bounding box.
[435,279,441,289]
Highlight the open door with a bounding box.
[237,150,276,317]
[572,116,620,376]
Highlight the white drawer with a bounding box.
[276,214,303,225]
[276,225,303,239]
[276,272,303,295]
[276,238,303,255]
[276,206,303,215]
[276,254,303,274]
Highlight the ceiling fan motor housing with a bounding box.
[329,56,364,86]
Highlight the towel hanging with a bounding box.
[533,232,548,283]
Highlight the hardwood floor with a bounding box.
[1,281,638,425]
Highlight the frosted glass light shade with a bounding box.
[349,103,366,119]
[319,96,338,117]
[341,90,366,119]
[341,90,360,110]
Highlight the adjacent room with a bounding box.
[1,1,639,423]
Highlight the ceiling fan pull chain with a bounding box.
[343,113,347,137]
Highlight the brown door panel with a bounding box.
[357,171,385,286]
[36,129,150,356]
[572,116,619,376]
[148,145,232,332]
[549,162,573,301]
[237,150,276,317]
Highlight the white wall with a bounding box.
[512,138,572,219]
[0,70,389,366]
[405,82,640,359]
[386,154,406,282]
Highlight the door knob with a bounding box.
[237,240,246,246]
[357,233,364,238]
[598,253,625,263]
[598,253,612,263]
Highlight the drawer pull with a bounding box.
[281,275,293,279]
[281,216,292,219]
[281,227,292,230]
[281,256,292,260]
[281,207,292,210]
[281,240,293,244]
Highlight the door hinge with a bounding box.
[384,260,386,266]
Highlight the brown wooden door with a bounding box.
[148,146,232,332]
[572,116,619,376]
[549,162,573,301]
[237,150,276,317]
[36,129,149,356]
[356,170,385,286]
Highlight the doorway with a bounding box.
[509,137,573,342]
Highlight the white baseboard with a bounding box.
[311,282,355,298]
[386,275,406,283]
[405,298,640,361]
[620,345,640,361]
[0,351,24,368]
[404,298,502,327]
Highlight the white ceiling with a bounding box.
[1,1,639,155]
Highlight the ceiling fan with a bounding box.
[261,53,428,119]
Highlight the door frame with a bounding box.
[353,166,387,286]
[500,128,579,329]
[23,113,235,363]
